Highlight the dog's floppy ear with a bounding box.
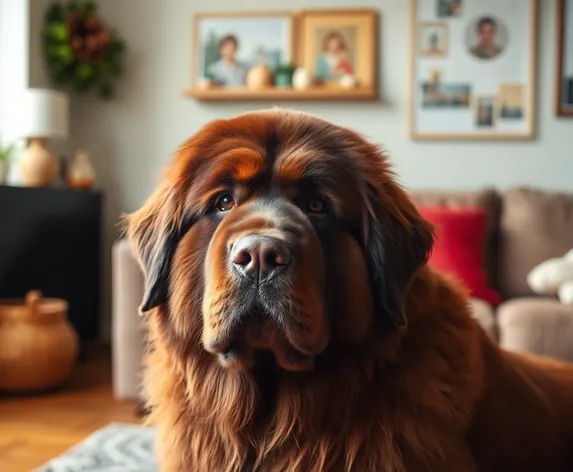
[364,179,434,328]
[124,182,196,314]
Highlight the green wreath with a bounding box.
[43,1,126,99]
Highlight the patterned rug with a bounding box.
[34,423,158,472]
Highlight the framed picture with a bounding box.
[437,0,463,18]
[555,0,573,116]
[418,22,449,57]
[296,9,377,91]
[192,11,294,88]
[408,0,538,140]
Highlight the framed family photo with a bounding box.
[555,0,573,116]
[408,0,538,140]
[193,11,294,88]
[296,9,377,91]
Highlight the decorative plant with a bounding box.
[273,62,296,87]
[0,143,14,163]
[274,62,296,73]
[42,1,126,99]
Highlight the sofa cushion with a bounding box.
[497,297,573,362]
[498,188,573,299]
[419,206,502,306]
[409,188,501,290]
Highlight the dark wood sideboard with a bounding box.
[0,185,102,343]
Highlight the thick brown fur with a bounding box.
[126,109,573,472]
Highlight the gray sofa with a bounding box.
[112,187,573,401]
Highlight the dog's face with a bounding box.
[127,110,433,372]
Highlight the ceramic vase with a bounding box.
[67,149,95,189]
[246,64,274,90]
[18,138,60,187]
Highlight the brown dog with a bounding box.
[126,110,573,471]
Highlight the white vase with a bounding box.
[292,67,312,90]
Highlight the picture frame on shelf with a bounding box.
[555,0,573,117]
[296,9,378,97]
[192,11,295,90]
[408,0,538,140]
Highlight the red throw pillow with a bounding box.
[418,206,502,307]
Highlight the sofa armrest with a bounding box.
[111,238,145,401]
[497,297,573,363]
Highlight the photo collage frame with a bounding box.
[409,0,538,140]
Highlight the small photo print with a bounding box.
[466,15,508,61]
[438,0,463,18]
[421,82,471,108]
[474,96,497,128]
[427,67,444,87]
[418,22,449,57]
[499,83,525,119]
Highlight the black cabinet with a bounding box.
[0,185,102,342]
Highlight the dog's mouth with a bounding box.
[210,308,315,372]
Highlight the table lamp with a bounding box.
[17,88,69,187]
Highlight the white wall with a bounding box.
[0,0,29,148]
[25,0,571,336]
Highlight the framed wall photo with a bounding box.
[556,0,573,117]
[408,0,538,140]
[296,9,377,93]
[192,11,294,89]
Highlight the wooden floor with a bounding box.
[0,344,142,472]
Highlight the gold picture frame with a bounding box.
[296,9,378,94]
[408,0,538,141]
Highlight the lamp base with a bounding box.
[18,138,60,187]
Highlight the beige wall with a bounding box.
[25,0,572,337]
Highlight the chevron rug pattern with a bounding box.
[35,423,158,472]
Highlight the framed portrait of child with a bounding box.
[296,9,377,92]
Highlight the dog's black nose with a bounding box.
[231,235,290,283]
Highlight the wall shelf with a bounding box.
[184,86,378,102]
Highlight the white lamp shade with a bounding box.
[16,88,69,140]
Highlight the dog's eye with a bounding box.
[215,194,235,212]
[307,198,328,215]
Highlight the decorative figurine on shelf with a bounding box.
[339,74,357,89]
[67,148,95,189]
[292,67,312,90]
[246,64,274,90]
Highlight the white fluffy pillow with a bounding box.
[527,256,573,295]
[559,280,573,305]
